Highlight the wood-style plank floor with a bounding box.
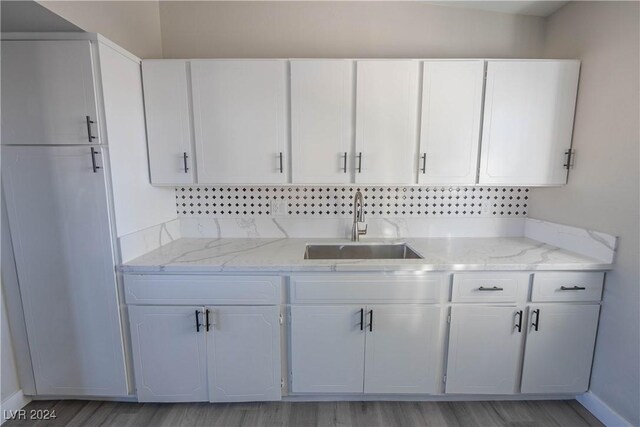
[4,399,603,426]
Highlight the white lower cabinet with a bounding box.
[445,305,524,394]
[129,306,208,402]
[129,304,281,402]
[207,306,281,402]
[520,304,600,394]
[364,305,441,394]
[290,304,442,394]
[290,305,366,393]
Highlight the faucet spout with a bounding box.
[351,190,367,241]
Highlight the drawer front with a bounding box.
[289,274,445,304]
[124,274,281,305]
[451,273,530,303]
[531,272,604,302]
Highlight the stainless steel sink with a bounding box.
[304,243,423,260]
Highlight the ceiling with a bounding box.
[1,0,82,32]
[427,1,569,17]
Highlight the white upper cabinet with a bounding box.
[191,60,288,184]
[291,60,354,184]
[1,40,99,145]
[479,60,580,186]
[418,61,484,185]
[355,60,420,184]
[142,60,194,185]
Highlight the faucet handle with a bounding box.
[357,222,368,235]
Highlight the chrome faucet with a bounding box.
[351,190,368,241]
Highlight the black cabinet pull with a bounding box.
[85,116,96,142]
[195,310,202,332]
[368,309,373,332]
[560,285,586,291]
[90,147,101,173]
[183,152,189,173]
[421,153,427,174]
[357,152,363,173]
[205,309,211,331]
[359,308,364,331]
[531,309,540,331]
[515,310,523,333]
[279,152,284,173]
[478,286,504,291]
[343,152,348,173]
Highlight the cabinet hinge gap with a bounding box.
[447,315,451,324]
[279,313,283,325]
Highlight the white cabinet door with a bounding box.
[364,305,442,394]
[521,304,600,394]
[419,61,484,185]
[355,61,420,184]
[1,40,99,145]
[207,306,281,402]
[129,306,208,402]
[479,60,580,185]
[290,305,365,393]
[291,60,354,183]
[191,60,288,184]
[1,146,127,396]
[446,305,524,394]
[142,60,194,185]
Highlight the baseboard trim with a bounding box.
[577,392,632,427]
[1,390,31,425]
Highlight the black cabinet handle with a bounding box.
[478,286,504,291]
[205,309,211,331]
[531,309,540,331]
[368,309,373,332]
[357,152,363,173]
[90,147,101,173]
[85,116,96,142]
[279,152,284,173]
[515,310,523,333]
[183,152,189,173]
[359,308,364,331]
[421,153,427,174]
[560,286,586,291]
[343,152,348,173]
[195,310,202,332]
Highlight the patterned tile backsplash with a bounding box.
[176,186,529,218]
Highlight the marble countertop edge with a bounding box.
[119,237,613,274]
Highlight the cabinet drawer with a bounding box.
[289,274,445,304]
[124,274,281,305]
[531,272,604,302]
[451,273,530,303]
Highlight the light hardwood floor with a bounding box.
[4,399,603,426]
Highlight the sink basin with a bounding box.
[304,243,423,260]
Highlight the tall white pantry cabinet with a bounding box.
[1,34,174,397]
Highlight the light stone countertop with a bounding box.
[119,237,612,273]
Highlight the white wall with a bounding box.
[529,2,640,425]
[158,1,546,59]
[38,1,163,58]
[1,286,20,402]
